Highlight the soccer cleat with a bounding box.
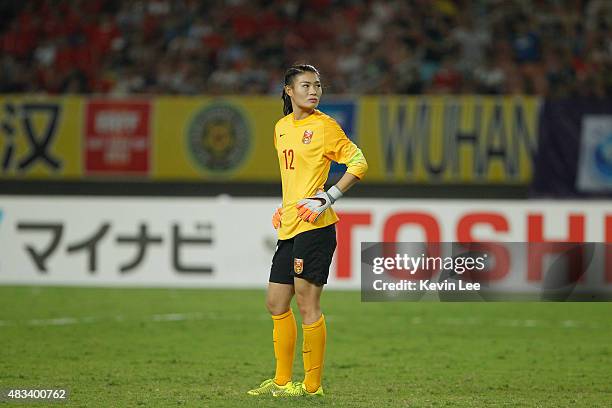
[246,378,292,396]
[272,381,324,397]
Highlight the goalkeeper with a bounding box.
[247,64,367,398]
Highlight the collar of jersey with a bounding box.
[290,109,319,125]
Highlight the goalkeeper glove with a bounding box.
[295,185,343,223]
[272,206,283,229]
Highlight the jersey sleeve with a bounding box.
[323,118,368,179]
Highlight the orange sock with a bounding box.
[272,309,297,386]
[302,314,326,393]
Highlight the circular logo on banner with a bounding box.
[594,134,612,178]
[187,104,250,173]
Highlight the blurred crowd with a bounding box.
[1,0,611,96]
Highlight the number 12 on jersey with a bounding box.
[282,149,295,170]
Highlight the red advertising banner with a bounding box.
[84,100,151,175]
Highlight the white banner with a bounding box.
[0,196,610,289]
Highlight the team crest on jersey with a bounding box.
[294,258,304,274]
[302,130,313,144]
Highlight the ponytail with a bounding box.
[281,64,320,116]
[282,88,293,116]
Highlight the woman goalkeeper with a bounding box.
[247,64,368,397]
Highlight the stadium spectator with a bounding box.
[0,0,609,97]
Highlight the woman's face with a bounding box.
[286,71,322,112]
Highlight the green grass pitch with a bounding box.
[1,286,611,407]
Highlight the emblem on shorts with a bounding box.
[294,258,304,274]
[302,130,313,144]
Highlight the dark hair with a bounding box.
[281,64,321,115]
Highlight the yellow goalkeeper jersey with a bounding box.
[274,109,368,240]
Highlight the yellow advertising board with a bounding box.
[359,96,540,183]
[154,97,281,181]
[0,95,539,184]
[0,95,83,179]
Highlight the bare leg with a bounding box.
[266,282,295,315]
[293,278,323,326]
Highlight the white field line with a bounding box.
[0,314,608,330]
[0,312,271,327]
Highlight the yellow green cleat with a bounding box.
[246,379,293,396]
[272,381,324,397]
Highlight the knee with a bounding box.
[266,298,290,316]
[295,298,321,323]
